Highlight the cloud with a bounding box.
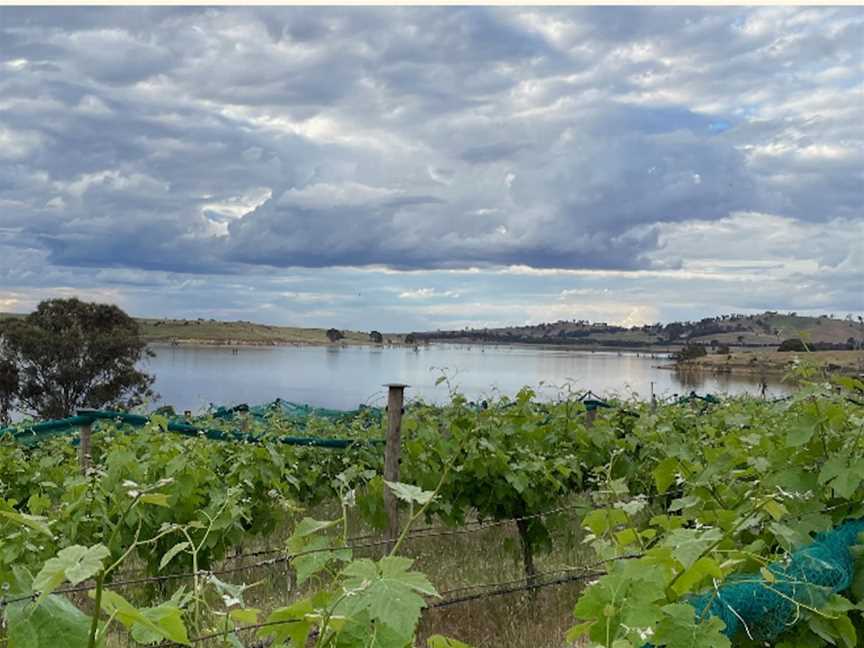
[398,288,461,300]
[0,6,860,325]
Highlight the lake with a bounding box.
[145,343,792,413]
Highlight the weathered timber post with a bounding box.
[79,422,92,474]
[650,381,657,412]
[383,383,408,552]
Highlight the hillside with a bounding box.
[413,312,864,351]
[0,313,400,346]
[3,310,862,350]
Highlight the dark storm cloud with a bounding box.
[0,5,861,283]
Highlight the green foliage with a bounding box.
[5,593,96,648]
[568,378,864,647]
[0,298,154,418]
[674,344,708,361]
[778,338,808,352]
[1,379,862,647]
[32,544,109,602]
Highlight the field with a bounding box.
[137,318,395,346]
[1,368,863,647]
[0,313,402,347]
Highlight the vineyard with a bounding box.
[0,368,862,648]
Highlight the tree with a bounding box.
[674,344,707,362]
[0,298,154,419]
[778,338,807,352]
[404,333,417,344]
[326,328,344,343]
[663,322,686,341]
[369,330,383,344]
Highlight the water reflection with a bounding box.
[144,343,793,413]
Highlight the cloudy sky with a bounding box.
[1,6,861,331]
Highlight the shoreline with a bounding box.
[146,338,676,356]
[667,350,864,378]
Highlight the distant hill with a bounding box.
[413,312,864,351]
[3,310,862,350]
[0,313,400,346]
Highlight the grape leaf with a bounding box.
[336,556,438,636]
[5,594,94,648]
[32,544,109,603]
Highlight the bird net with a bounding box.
[685,518,864,643]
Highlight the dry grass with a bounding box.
[100,499,594,648]
[137,318,402,347]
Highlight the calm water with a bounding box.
[145,344,792,413]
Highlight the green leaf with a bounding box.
[383,480,435,505]
[582,509,627,536]
[293,517,338,538]
[258,593,331,647]
[336,556,437,636]
[653,603,731,648]
[565,621,594,642]
[763,500,788,521]
[129,604,191,646]
[786,418,817,447]
[32,544,110,602]
[159,541,190,571]
[286,519,351,586]
[671,557,722,596]
[140,493,170,507]
[661,528,723,570]
[95,589,191,645]
[668,495,700,512]
[0,510,54,538]
[5,593,94,648]
[653,457,680,493]
[572,560,668,644]
[229,608,260,624]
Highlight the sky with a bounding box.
[0,6,862,332]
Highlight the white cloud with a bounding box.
[398,288,461,300]
[0,6,860,328]
[0,127,43,159]
[277,182,400,210]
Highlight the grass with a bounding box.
[99,497,595,648]
[0,312,407,346]
[137,318,403,347]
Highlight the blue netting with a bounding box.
[680,519,864,643]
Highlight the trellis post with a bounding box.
[383,383,408,552]
[79,422,92,474]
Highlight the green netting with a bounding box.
[656,519,864,644]
[209,399,382,425]
[579,390,613,412]
[0,404,383,449]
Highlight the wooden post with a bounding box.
[383,383,408,552]
[650,381,657,412]
[79,423,92,474]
